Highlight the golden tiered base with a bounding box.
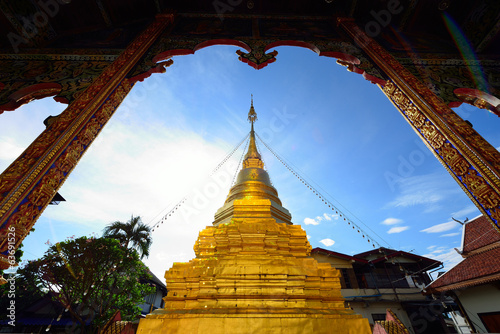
[137,219,370,333]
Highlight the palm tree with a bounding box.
[103,215,152,259]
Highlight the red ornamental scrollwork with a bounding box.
[453,88,500,117]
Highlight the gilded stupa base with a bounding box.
[138,312,369,334]
[137,219,370,334]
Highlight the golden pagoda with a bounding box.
[137,101,371,334]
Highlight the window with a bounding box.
[479,311,500,332]
[372,313,386,322]
[340,269,352,289]
[145,290,156,305]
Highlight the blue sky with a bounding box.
[1,45,500,279]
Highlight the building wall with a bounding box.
[457,283,500,333]
[139,289,165,314]
[349,300,415,333]
[311,253,353,268]
[312,252,436,334]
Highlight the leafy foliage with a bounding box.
[22,236,155,333]
[103,215,152,259]
[0,265,45,321]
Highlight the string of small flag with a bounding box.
[255,132,381,249]
[150,133,250,232]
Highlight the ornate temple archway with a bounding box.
[0,1,499,270]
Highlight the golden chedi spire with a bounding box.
[243,96,262,167]
[137,99,370,334]
[212,97,292,226]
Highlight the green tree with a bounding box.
[103,215,152,259]
[0,263,45,323]
[22,236,155,333]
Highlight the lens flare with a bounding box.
[442,12,488,92]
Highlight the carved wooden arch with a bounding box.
[0,83,62,113]
[1,15,500,275]
[450,88,500,117]
[142,38,386,87]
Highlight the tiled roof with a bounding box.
[311,247,368,263]
[355,247,441,266]
[373,309,410,334]
[462,216,500,254]
[374,321,409,334]
[312,247,441,269]
[102,321,129,334]
[426,247,500,292]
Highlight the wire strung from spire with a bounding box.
[150,132,250,232]
[253,135,273,186]
[255,132,381,249]
[210,133,250,177]
[150,197,187,232]
[273,142,390,249]
[231,135,249,186]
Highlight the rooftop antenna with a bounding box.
[451,217,467,225]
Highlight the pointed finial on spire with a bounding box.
[243,96,262,165]
[248,94,257,124]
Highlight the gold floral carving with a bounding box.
[383,81,500,225]
[462,171,500,209]
[421,121,446,149]
[440,143,470,176]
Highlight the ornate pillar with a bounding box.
[0,14,174,270]
[338,18,500,230]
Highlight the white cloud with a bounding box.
[423,247,464,276]
[0,137,25,161]
[420,221,459,233]
[381,218,402,225]
[304,217,319,225]
[323,213,338,221]
[390,192,442,208]
[440,232,460,237]
[320,238,335,247]
[386,173,460,211]
[304,213,338,225]
[427,245,437,250]
[307,235,311,240]
[450,205,479,220]
[387,226,409,234]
